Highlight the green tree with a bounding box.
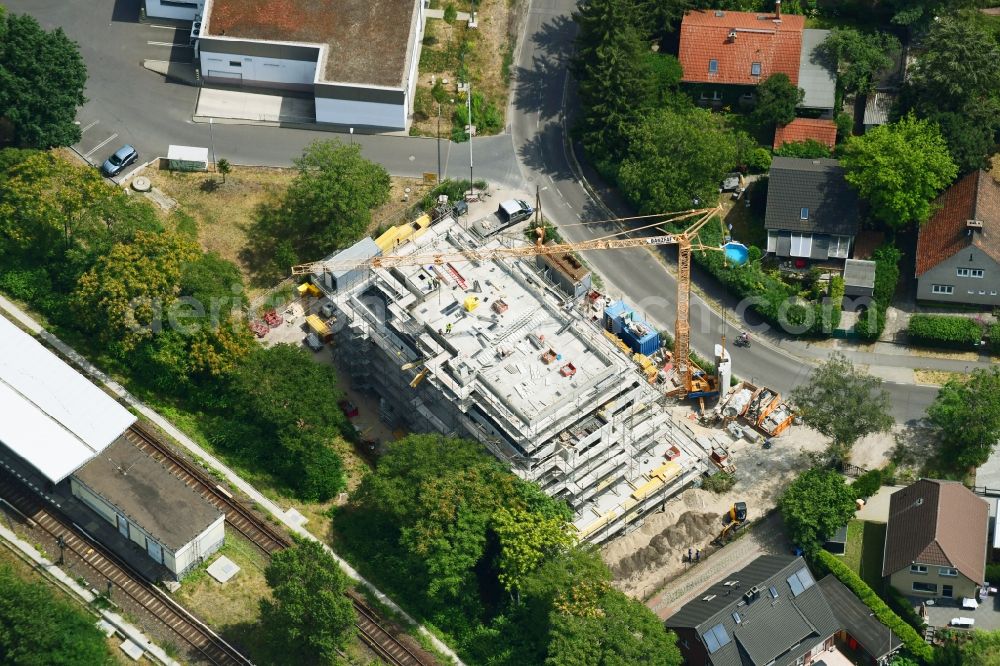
[618,107,737,213]
[281,140,390,251]
[936,629,1000,666]
[751,73,803,129]
[839,115,957,229]
[818,28,900,95]
[790,352,893,457]
[0,566,114,665]
[924,109,997,174]
[493,506,573,602]
[260,539,356,665]
[72,230,200,350]
[216,157,231,184]
[927,368,1000,472]
[0,13,87,148]
[778,468,856,553]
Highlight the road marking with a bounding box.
[148,24,179,29]
[80,120,99,133]
[147,41,193,47]
[83,133,118,158]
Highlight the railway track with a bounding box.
[126,424,436,666]
[0,468,252,666]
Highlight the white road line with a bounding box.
[147,41,192,47]
[83,133,118,158]
[148,24,178,29]
[80,120,99,133]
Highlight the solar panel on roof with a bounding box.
[787,573,804,596]
[703,623,731,653]
[787,566,815,597]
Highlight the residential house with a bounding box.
[915,169,1000,306]
[677,1,835,111]
[666,555,840,666]
[817,576,902,665]
[764,157,861,262]
[882,479,989,603]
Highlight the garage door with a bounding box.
[207,70,242,82]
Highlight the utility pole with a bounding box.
[436,103,442,183]
[208,117,217,172]
[57,535,65,565]
[467,82,474,197]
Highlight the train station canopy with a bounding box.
[0,316,135,482]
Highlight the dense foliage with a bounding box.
[773,139,831,159]
[335,435,682,665]
[817,28,900,95]
[0,566,113,665]
[936,629,1000,666]
[809,550,934,662]
[898,13,1000,173]
[260,540,356,665]
[0,12,87,148]
[779,469,858,553]
[906,314,982,349]
[839,115,957,229]
[790,353,893,456]
[850,469,883,499]
[751,73,803,129]
[927,368,1000,471]
[0,150,350,500]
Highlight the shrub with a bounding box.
[988,323,1000,353]
[851,469,882,498]
[702,471,736,493]
[907,314,982,349]
[443,3,457,22]
[986,563,1000,584]
[452,92,502,140]
[835,112,853,141]
[811,550,933,662]
[774,139,832,159]
[885,586,926,633]
[746,148,772,173]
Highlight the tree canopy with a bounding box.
[927,368,1000,471]
[778,468,857,553]
[618,107,737,213]
[0,13,87,148]
[0,566,113,665]
[839,115,957,229]
[790,352,893,456]
[260,539,356,665]
[818,28,900,95]
[751,73,803,129]
[936,628,1000,666]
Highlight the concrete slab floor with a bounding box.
[196,88,316,123]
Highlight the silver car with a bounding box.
[101,144,138,177]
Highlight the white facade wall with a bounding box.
[145,0,204,21]
[171,514,225,576]
[200,50,317,88]
[315,96,406,129]
[404,0,426,123]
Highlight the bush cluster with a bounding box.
[850,469,882,498]
[907,314,982,349]
[810,550,933,662]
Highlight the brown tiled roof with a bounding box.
[915,170,1000,276]
[882,479,988,584]
[678,8,805,86]
[773,118,837,150]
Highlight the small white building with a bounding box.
[159,0,426,131]
[0,315,224,580]
[71,437,224,579]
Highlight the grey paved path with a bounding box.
[0,295,464,665]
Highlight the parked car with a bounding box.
[101,145,139,177]
[304,332,324,352]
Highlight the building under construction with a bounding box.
[314,216,711,543]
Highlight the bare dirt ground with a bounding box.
[601,407,900,601]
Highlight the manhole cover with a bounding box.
[132,176,151,192]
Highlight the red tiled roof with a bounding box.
[678,9,805,86]
[915,170,1000,276]
[773,118,837,150]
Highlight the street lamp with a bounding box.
[57,535,65,565]
[467,83,474,197]
[349,127,354,145]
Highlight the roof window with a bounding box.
[800,207,809,220]
[751,62,762,76]
[709,59,718,74]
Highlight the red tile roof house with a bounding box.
[773,117,838,151]
[677,1,835,113]
[915,170,1000,306]
[882,479,989,605]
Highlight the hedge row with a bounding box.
[855,245,901,341]
[907,314,982,349]
[811,549,934,663]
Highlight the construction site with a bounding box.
[286,202,816,556]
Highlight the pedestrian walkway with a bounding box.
[425,7,472,20]
[0,295,466,666]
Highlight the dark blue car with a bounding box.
[101,144,138,177]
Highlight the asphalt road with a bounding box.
[10,0,940,421]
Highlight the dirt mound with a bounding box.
[610,510,718,579]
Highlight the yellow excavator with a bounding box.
[715,502,748,544]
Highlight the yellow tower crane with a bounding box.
[292,205,734,397]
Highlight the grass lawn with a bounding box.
[842,519,887,589]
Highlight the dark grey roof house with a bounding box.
[817,575,902,664]
[666,555,840,666]
[765,157,861,262]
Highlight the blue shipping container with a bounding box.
[604,300,660,356]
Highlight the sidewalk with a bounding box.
[0,295,465,666]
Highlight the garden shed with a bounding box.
[843,259,876,297]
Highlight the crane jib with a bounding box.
[645,235,677,244]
